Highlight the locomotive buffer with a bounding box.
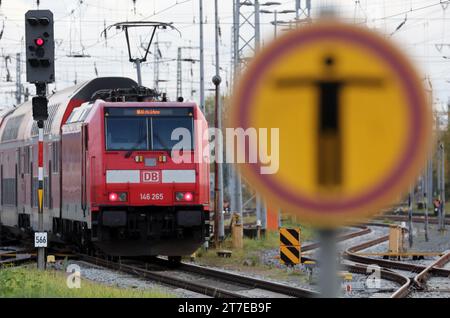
[25,9,55,270]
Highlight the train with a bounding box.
[0,77,211,259]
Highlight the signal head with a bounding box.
[25,10,55,83]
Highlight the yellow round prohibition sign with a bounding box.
[228,22,433,227]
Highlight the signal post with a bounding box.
[25,10,55,270]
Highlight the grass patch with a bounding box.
[0,266,173,298]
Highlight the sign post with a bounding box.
[228,21,432,297]
[25,10,55,270]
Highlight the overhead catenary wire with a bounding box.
[1,0,450,106]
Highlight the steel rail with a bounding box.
[342,263,411,298]
[342,224,450,297]
[0,253,34,266]
[375,214,450,225]
[299,223,413,298]
[413,251,450,290]
[78,254,245,298]
[155,258,318,298]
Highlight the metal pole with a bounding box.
[278,208,282,228]
[199,0,205,111]
[135,59,142,86]
[236,172,243,224]
[429,152,434,230]
[213,0,224,241]
[408,184,414,247]
[256,194,261,224]
[261,199,267,230]
[233,0,240,83]
[154,39,159,92]
[424,165,429,241]
[256,194,261,231]
[441,143,446,230]
[255,0,261,52]
[177,47,182,99]
[438,147,442,230]
[229,168,237,212]
[437,143,442,227]
[232,0,243,223]
[37,120,45,270]
[318,229,340,298]
[274,10,278,38]
[254,1,267,234]
[16,53,22,105]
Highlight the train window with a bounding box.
[1,115,25,141]
[151,117,193,150]
[67,104,92,124]
[80,106,92,121]
[105,117,148,150]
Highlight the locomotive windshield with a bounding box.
[105,107,194,151]
[106,117,148,150]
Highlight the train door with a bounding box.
[15,148,20,213]
[19,147,26,212]
[81,124,88,218]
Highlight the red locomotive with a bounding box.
[0,77,210,259]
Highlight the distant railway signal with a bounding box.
[25,10,55,83]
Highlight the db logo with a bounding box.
[142,171,160,183]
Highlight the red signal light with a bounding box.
[184,192,193,201]
[35,38,45,46]
[109,192,118,202]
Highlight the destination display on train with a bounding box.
[105,107,193,117]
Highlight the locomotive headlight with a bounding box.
[175,192,193,202]
[109,192,128,202]
[184,192,193,201]
[118,192,128,201]
[175,192,185,201]
[109,192,118,201]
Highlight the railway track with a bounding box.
[409,251,450,297]
[77,254,318,298]
[65,225,371,299]
[342,223,450,298]
[3,220,447,298]
[376,214,450,225]
[300,223,411,298]
[0,248,34,267]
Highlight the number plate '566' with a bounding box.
[34,232,48,247]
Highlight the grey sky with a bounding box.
[0,0,449,112]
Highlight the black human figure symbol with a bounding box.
[276,56,384,189]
